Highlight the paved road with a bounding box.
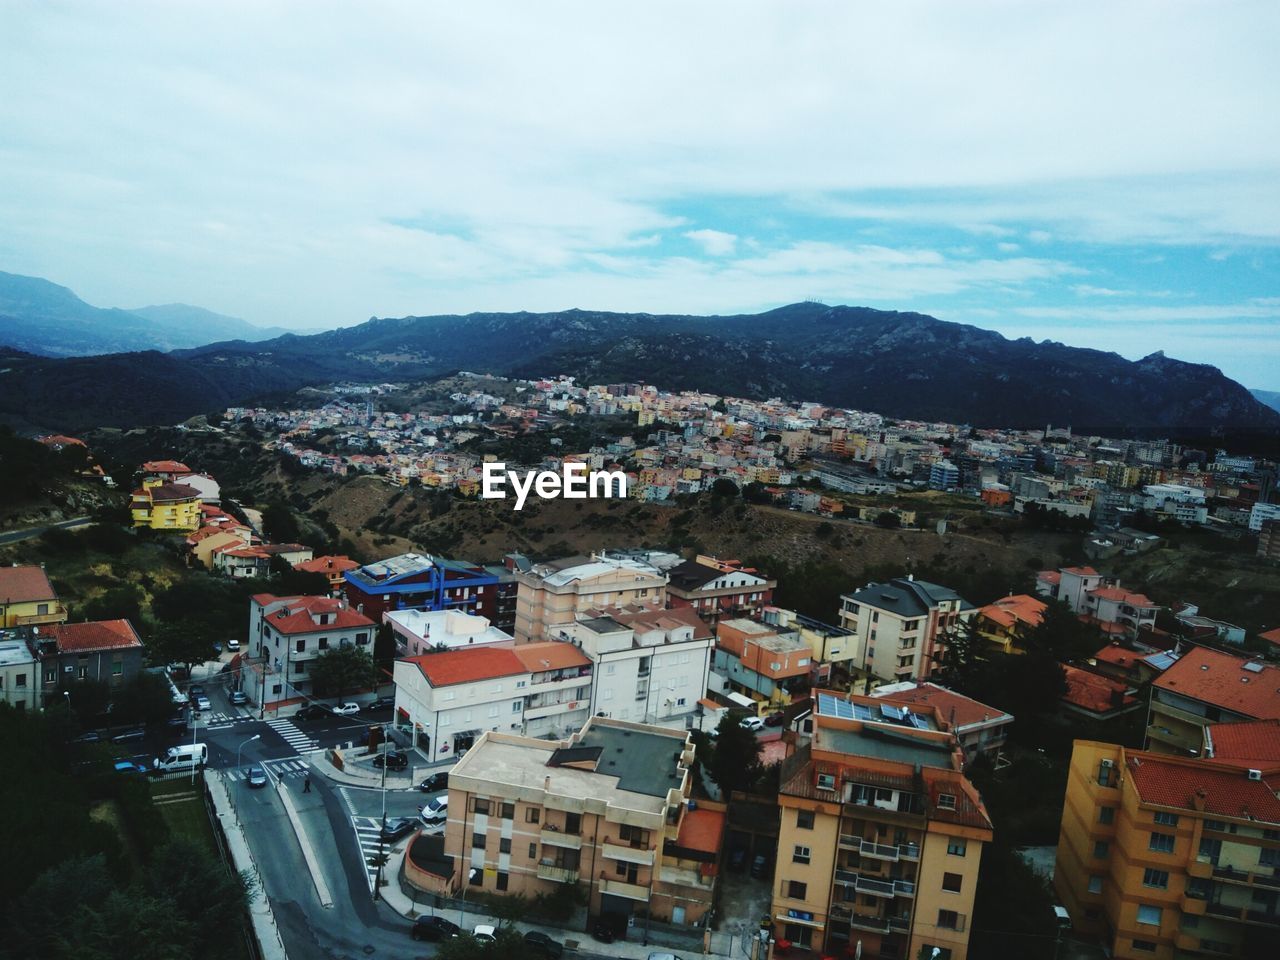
[0,515,92,545]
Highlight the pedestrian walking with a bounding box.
[303,774,311,793]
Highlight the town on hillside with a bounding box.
[2,436,1279,960]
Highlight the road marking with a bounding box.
[350,815,391,892]
[265,717,320,753]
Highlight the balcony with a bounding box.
[1245,909,1280,927]
[1205,901,1241,919]
[14,605,68,626]
[1214,864,1280,888]
[840,834,920,861]
[598,877,649,901]
[657,863,712,890]
[834,870,898,898]
[524,700,586,721]
[603,841,656,866]
[536,863,579,883]
[540,828,582,850]
[1188,858,1214,879]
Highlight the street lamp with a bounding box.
[236,733,261,770]
[459,867,479,926]
[190,709,201,784]
[373,736,391,901]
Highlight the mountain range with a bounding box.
[0,279,1276,446]
[0,270,292,357]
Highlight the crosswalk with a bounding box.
[351,816,389,891]
[224,756,313,782]
[265,717,320,753]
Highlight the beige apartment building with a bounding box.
[418,716,724,931]
[514,554,668,642]
[771,691,992,960]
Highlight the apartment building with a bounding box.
[29,619,145,697]
[247,594,375,710]
[870,682,1013,762]
[1036,566,1160,640]
[1146,646,1280,756]
[0,632,39,710]
[342,552,512,630]
[771,691,993,960]
[760,606,857,685]
[665,555,776,625]
[555,605,712,727]
[293,554,359,592]
[838,577,975,683]
[0,564,67,628]
[514,554,668,642]
[713,617,812,706]
[974,594,1046,655]
[385,608,513,657]
[417,717,722,931]
[130,479,202,531]
[1055,733,1280,960]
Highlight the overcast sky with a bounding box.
[2,1,1278,387]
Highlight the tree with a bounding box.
[146,620,220,675]
[80,584,144,624]
[261,502,301,543]
[64,679,111,725]
[936,616,984,687]
[308,644,377,698]
[706,713,764,796]
[709,478,739,498]
[113,671,177,726]
[1031,599,1097,662]
[874,510,901,529]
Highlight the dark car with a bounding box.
[764,711,786,727]
[411,916,461,942]
[418,772,449,793]
[367,696,395,711]
[294,704,327,721]
[750,853,771,878]
[110,727,146,744]
[72,731,102,744]
[373,750,409,771]
[591,916,622,943]
[380,817,419,842]
[188,684,205,697]
[246,766,269,789]
[524,931,564,959]
[729,847,747,871]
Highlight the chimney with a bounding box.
[544,775,551,792]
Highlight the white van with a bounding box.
[154,743,208,773]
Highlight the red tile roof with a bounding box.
[1092,644,1141,668]
[979,594,1046,630]
[294,555,359,575]
[675,807,726,857]
[1062,566,1100,577]
[1259,627,1280,648]
[874,682,1011,730]
[0,565,58,603]
[137,482,201,503]
[1126,752,1280,822]
[43,619,142,652]
[511,642,591,673]
[254,595,374,635]
[1061,666,1136,715]
[142,460,191,473]
[404,647,527,687]
[1154,646,1280,720]
[1205,719,1280,770]
[1088,586,1157,606]
[1038,571,1062,586]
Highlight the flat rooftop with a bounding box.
[0,639,35,667]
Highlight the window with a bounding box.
[937,910,960,930]
[488,705,499,718]
[1093,840,1109,859]
[15,675,25,687]
[564,813,581,835]
[529,842,537,858]
[1136,905,1162,926]
[526,808,540,824]
[1097,760,1114,787]
[474,798,491,815]
[295,639,305,653]
[44,668,55,683]
[817,773,836,791]
[1204,819,1227,832]
[793,845,811,865]
[1199,837,1222,864]
[318,637,328,650]
[937,794,956,810]
[496,872,508,891]
[499,838,511,854]
[1098,807,1115,825]
[1142,869,1169,889]
[512,701,521,713]
[1132,941,1156,953]
[1153,811,1179,827]
[1149,832,1175,854]
[787,880,807,899]
[947,838,966,857]
[942,872,962,893]
[501,802,514,820]
[356,631,369,644]
[472,833,486,850]
[1260,847,1280,867]
[797,810,815,830]
[1088,876,1103,894]
[469,868,483,887]
[112,662,123,676]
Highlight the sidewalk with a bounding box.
[311,747,417,790]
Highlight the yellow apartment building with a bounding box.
[0,565,67,628]
[407,717,724,933]
[1055,728,1280,960]
[130,478,202,531]
[771,690,992,960]
[514,554,668,642]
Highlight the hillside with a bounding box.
[3,302,1278,442]
[0,270,286,358]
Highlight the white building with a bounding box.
[1142,483,1208,525]
[0,635,38,710]
[392,641,593,760]
[247,594,376,710]
[385,608,512,657]
[1249,502,1280,533]
[555,606,713,728]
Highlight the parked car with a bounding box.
[330,702,360,716]
[764,712,786,727]
[194,696,212,712]
[740,715,765,732]
[367,695,394,711]
[72,731,102,744]
[373,750,409,771]
[418,772,449,793]
[230,690,248,706]
[590,917,619,943]
[110,727,146,744]
[750,853,771,878]
[246,766,269,788]
[524,931,564,959]
[295,704,327,720]
[188,684,205,697]
[113,760,149,775]
[380,817,419,842]
[472,925,497,944]
[411,916,461,942]
[226,638,240,651]
[420,795,448,822]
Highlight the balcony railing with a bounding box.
[838,835,920,860]
[834,870,899,898]
[540,828,582,850]
[598,877,649,901]
[602,841,656,866]
[14,605,68,626]
[536,863,579,883]
[1213,864,1280,888]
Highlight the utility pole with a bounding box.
[373,738,389,900]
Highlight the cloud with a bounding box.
[684,229,738,256]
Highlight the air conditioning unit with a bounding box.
[1101,759,1114,769]
[63,665,74,673]
[1248,769,1263,781]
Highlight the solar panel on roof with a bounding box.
[880,704,905,720]
[908,712,930,730]
[852,702,873,721]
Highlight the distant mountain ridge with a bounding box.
[1252,389,1280,414]
[1,301,1277,447]
[0,270,289,357]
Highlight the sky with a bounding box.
[1,1,1278,387]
